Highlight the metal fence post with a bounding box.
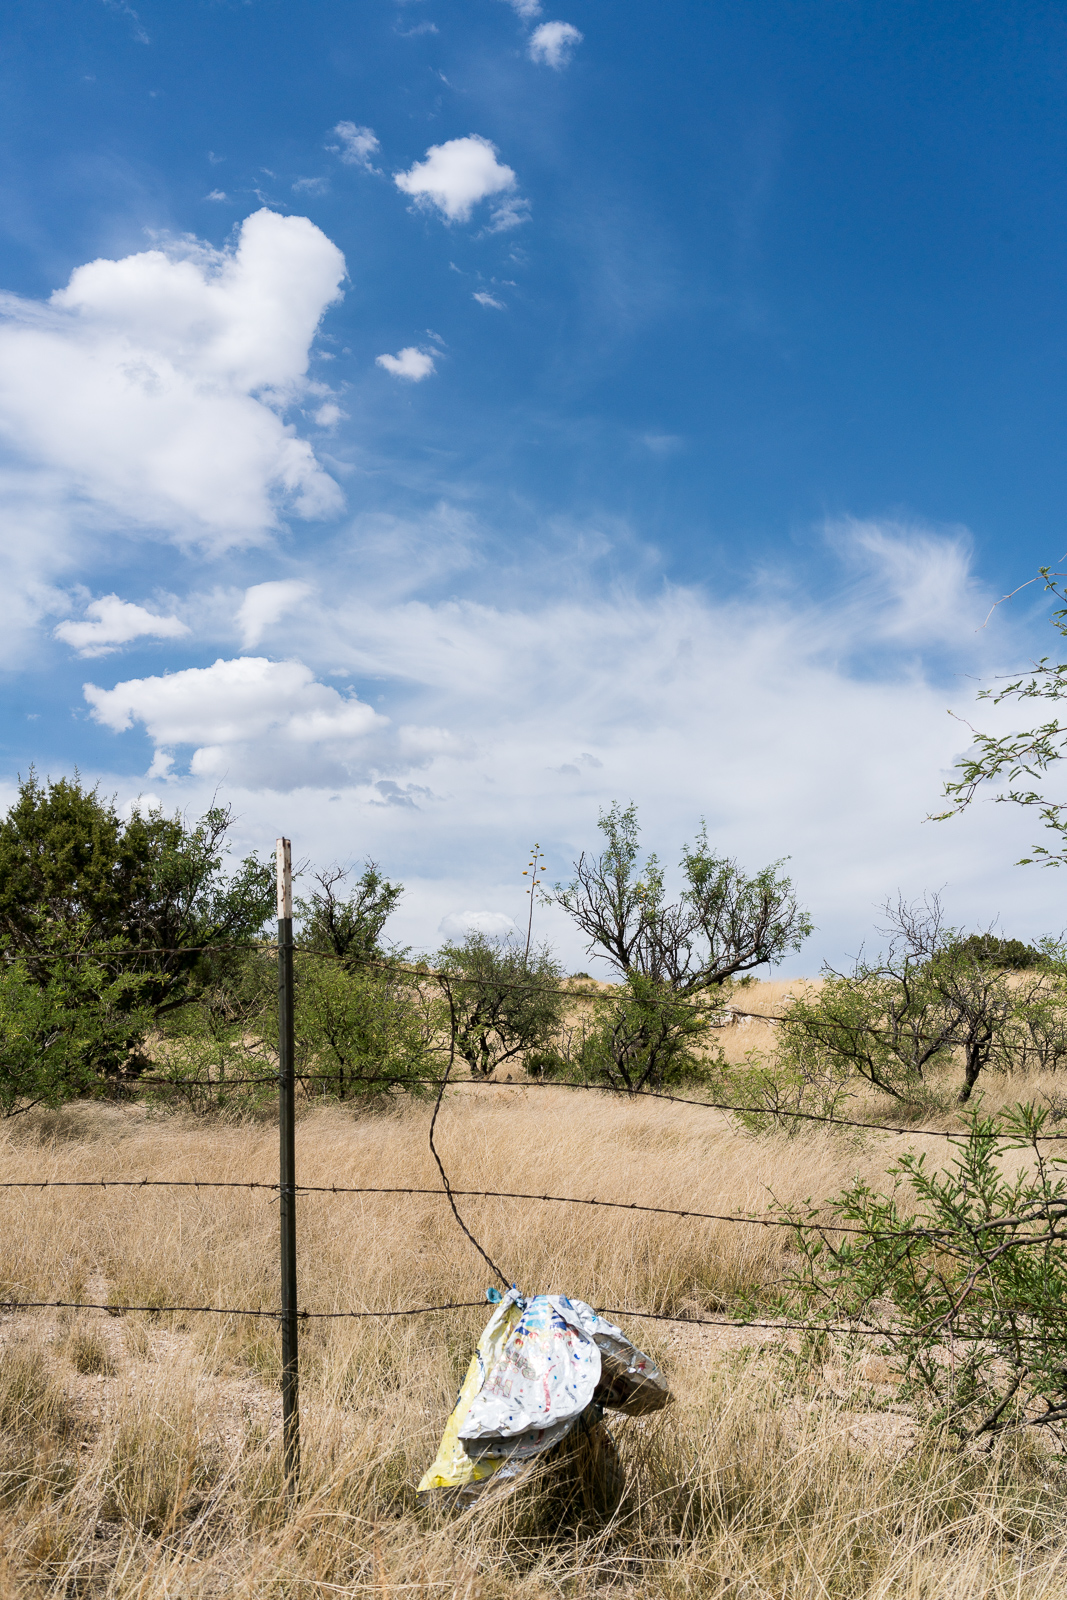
[276,837,299,1496]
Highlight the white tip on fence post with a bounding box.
[276,837,299,1497]
[276,837,293,919]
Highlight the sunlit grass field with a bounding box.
[2,1042,1067,1597]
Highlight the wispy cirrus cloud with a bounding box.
[236,579,313,648]
[74,519,1060,969]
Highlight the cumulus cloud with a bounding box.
[84,656,385,785]
[473,291,506,309]
[54,595,189,657]
[394,136,517,224]
[439,911,519,940]
[236,579,313,648]
[501,0,542,16]
[376,346,436,381]
[327,122,381,173]
[528,21,583,67]
[0,209,346,554]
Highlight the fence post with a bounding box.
[276,837,300,1497]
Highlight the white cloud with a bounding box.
[438,911,519,940]
[93,520,1064,971]
[236,579,313,648]
[395,136,517,224]
[376,346,436,381]
[292,176,327,195]
[828,517,983,649]
[327,122,381,173]
[54,594,189,657]
[35,519,1065,975]
[473,291,506,309]
[313,401,344,426]
[502,0,542,16]
[0,209,346,553]
[84,656,385,785]
[205,189,228,201]
[528,20,583,67]
[484,196,531,233]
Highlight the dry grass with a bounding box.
[0,1080,1066,1596]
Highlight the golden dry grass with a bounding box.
[0,1077,1066,1596]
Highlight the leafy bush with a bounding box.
[0,938,153,1113]
[289,957,436,1097]
[434,933,564,1079]
[938,934,1044,971]
[531,975,720,1093]
[788,1106,1067,1442]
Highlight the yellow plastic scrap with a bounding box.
[417,1289,524,1493]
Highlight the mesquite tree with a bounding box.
[552,803,811,1091]
[434,933,564,1079]
[771,896,1052,1105]
[555,803,811,991]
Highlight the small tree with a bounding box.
[297,862,404,969]
[287,959,433,1099]
[0,936,154,1114]
[434,933,564,1079]
[937,568,1067,865]
[0,773,274,1020]
[551,804,809,1092]
[546,976,714,1094]
[770,896,1055,1107]
[555,803,811,992]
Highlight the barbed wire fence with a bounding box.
[6,843,1067,1493]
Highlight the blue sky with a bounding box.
[3,0,1067,969]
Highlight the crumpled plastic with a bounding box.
[417,1288,669,1496]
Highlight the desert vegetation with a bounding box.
[11,742,1067,1594]
[6,1088,1067,1597]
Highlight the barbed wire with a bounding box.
[1,942,269,961]
[428,977,510,1287]
[0,1175,869,1233]
[9,1175,1067,1259]
[0,1296,485,1319]
[114,1068,1067,1141]
[0,1294,1030,1343]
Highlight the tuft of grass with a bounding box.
[64,1325,118,1376]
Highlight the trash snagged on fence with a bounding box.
[417,1288,670,1499]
